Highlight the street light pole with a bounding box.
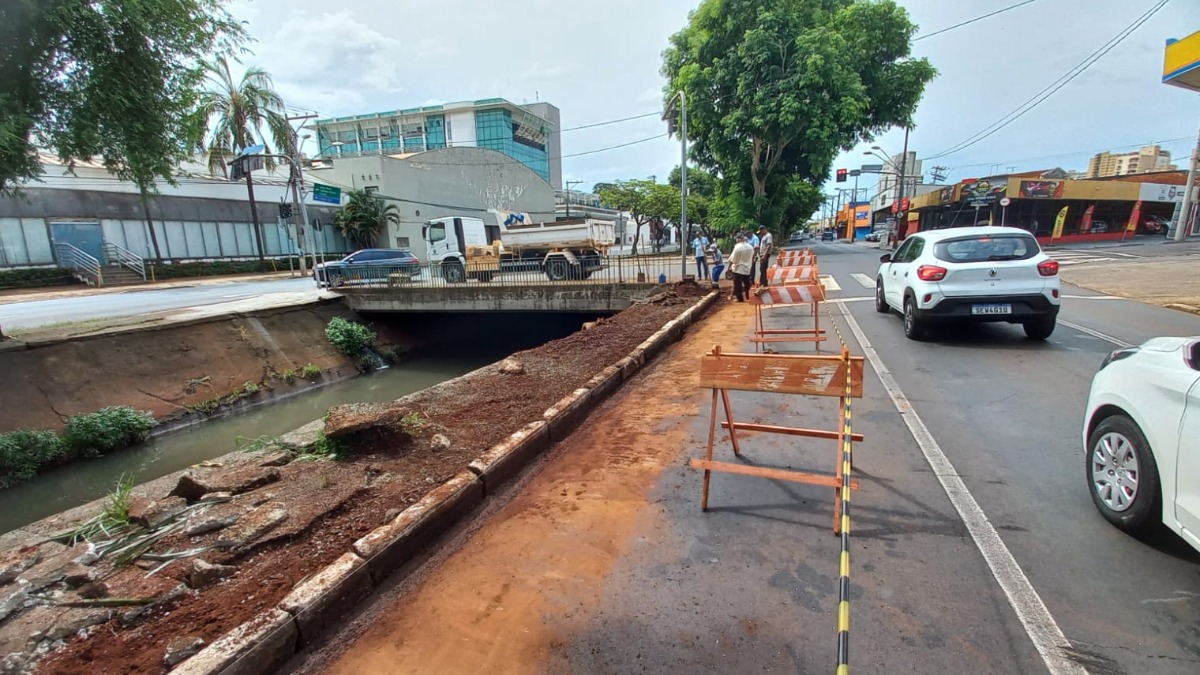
[679,91,688,279]
[1173,124,1199,242]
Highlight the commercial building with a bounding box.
[871,151,924,214]
[314,98,562,189]
[1086,145,1176,178]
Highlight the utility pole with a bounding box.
[565,180,584,219]
[245,162,266,261]
[897,126,910,240]
[288,114,317,274]
[679,91,688,279]
[1173,124,1199,242]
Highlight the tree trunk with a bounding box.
[140,190,163,260]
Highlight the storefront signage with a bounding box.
[961,178,1007,205]
[1139,182,1188,203]
[1019,180,1064,199]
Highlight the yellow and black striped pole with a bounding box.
[835,343,853,674]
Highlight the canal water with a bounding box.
[0,313,599,535]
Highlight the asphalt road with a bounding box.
[0,277,318,331]
[283,238,1200,675]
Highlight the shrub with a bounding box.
[63,407,156,457]
[243,381,260,395]
[300,363,322,380]
[0,430,66,487]
[0,268,76,290]
[325,317,376,357]
[399,411,429,437]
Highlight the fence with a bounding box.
[320,254,687,290]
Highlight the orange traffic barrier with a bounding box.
[777,249,815,267]
[748,282,827,351]
[690,345,864,534]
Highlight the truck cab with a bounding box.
[422,216,503,283]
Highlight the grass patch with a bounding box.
[300,363,322,380]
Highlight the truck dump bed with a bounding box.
[502,219,614,251]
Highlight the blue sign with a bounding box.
[242,144,266,156]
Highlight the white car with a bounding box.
[1083,338,1200,553]
[875,226,1061,340]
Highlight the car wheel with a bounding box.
[443,262,465,284]
[875,280,889,314]
[1023,317,1056,340]
[903,297,925,340]
[331,272,346,288]
[1087,414,1161,534]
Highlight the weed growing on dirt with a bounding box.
[295,432,351,462]
[0,430,66,488]
[325,317,376,356]
[102,473,135,526]
[300,363,322,380]
[243,381,260,395]
[191,396,222,415]
[281,368,297,384]
[399,412,429,437]
[64,407,157,457]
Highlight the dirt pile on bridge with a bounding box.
[31,287,710,675]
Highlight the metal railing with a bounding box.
[55,243,103,286]
[317,254,705,290]
[102,242,146,280]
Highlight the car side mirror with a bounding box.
[1189,341,1200,371]
[879,254,892,263]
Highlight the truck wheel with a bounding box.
[474,272,495,283]
[443,262,466,284]
[545,258,569,281]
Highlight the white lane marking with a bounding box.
[851,273,875,289]
[820,275,841,292]
[1058,319,1132,348]
[1061,295,1121,300]
[834,301,1087,675]
[1106,251,1141,258]
[1057,258,1114,266]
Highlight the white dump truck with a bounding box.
[422,213,613,282]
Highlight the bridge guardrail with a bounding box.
[319,254,696,290]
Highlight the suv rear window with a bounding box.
[933,234,1039,263]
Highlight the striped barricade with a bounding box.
[748,282,827,351]
[777,249,815,267]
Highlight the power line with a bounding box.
[914,0,1042,42]
[926,0,1172,161]
[945,136,1192,172]
[560,111,660,133]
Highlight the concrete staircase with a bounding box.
[100,264,148,287]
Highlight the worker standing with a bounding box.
[727,234,755,302]
[709,243,725,289]
[756,225,773,288]
[691,232,710,280]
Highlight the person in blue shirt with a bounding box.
[691,232,710,279]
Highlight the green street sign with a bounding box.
[312,183,342,205]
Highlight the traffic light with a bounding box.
[836,168,847,183]
[278,202,293,219]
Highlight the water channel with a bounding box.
[1,313,597,535]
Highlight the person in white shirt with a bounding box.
[727,234,756,302]
[756,225,774,287]
[691,233,710,279]
[708,243,724,288]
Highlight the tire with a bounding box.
[875,280,889,314]
[545,258,569,281]
[443,262,465,284]
[331,272,346,288]
[1023,317,1056,340]
[1086,414,1161,534]
[903,297,925,340]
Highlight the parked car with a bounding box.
[314,248,421,288]
[821,230,835,241]
[874,226,1061,340]
[864,231,883,242]
[1083,337,1200,553]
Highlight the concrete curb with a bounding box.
[172,290,717,673]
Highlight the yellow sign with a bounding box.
[1052,206,1069,240]
[1164,30,1200,92]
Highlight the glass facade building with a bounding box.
[315,99,556,185]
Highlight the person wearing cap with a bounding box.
[727,234,755,302]
[756,225,773,287]
[708,243,725,288]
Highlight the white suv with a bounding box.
[1083,338,1200,553]
[875,226,1061,340]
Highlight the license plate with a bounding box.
[972,304,1012,315]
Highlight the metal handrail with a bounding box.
[102,242,146,280]
[55,242,103,286]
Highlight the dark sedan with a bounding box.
[314,249,421,287]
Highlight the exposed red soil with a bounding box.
[36,287,707,675]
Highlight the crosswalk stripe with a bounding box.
[821,275,841,291]
[851,273,874,289]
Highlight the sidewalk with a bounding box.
[1062,258,1200,314]
[0,270,304,304]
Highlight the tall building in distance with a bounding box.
[1086,145,1177,178]
[314,98,562,189]
[871,151,924,213]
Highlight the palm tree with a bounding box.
[336,190,399,249]
[196,56,293,259]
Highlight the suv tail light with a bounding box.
[916,265,947,281]
[1038,260,1059,277]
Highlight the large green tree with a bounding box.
[335,190,399,249]
[662,0,935,219]
[596,179,681,257]
[197,55,293,177]
[0,0,244,193]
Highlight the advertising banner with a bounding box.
[1019,180,1064,199]
[1052,206,1069,240]
[1139,182,1188,203]
[1127,200,1142,232]
[961,178,1007,206]
[1079,204,1096,233]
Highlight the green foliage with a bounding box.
[63,407,157,456]
[242,381,260,395]
[1,0,247,194]
[280,368,297,384]
[300,364,322,380]
[596,179,682,254]
[335,189,400,248]
[399,412,429,437]
[325,317,376,357]
[197,55,293,176]
[295,431,351,462]
[190,396,222,415]
[662,0,936,219]
[0,430,66,488]
[102,474,135,527]
[0,268,76,290]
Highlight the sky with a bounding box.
[229,0,1199,206]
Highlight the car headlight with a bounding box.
[1099,347,1138,371]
